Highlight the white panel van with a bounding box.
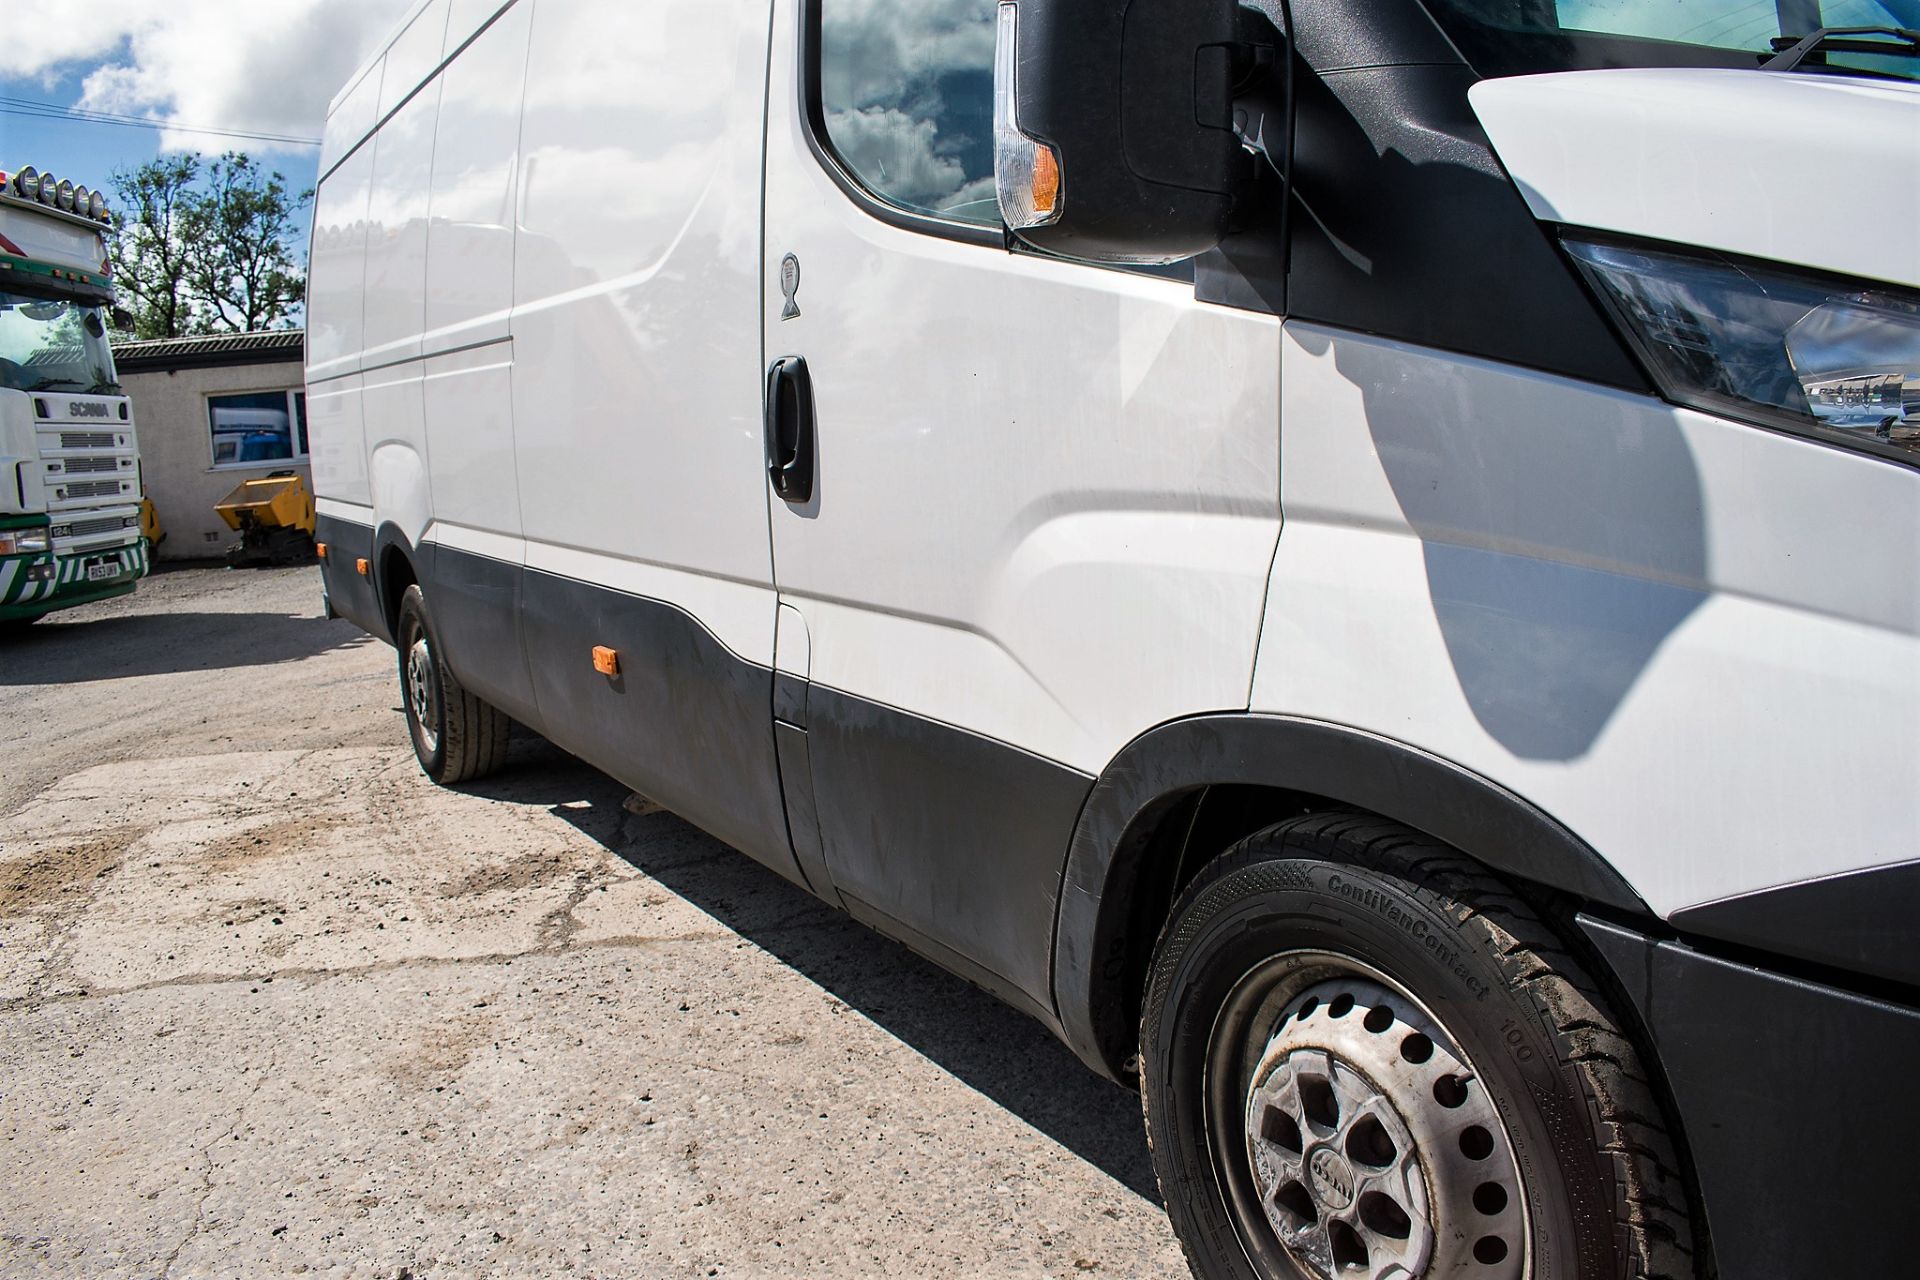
[307,3,1920,1276]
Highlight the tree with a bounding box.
[181,153,310,334]
[108,155,203,340]
[106,152,311,338]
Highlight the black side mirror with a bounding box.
[994,0,1246,264]
[112,308,136,331]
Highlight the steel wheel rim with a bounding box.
[1202,950,1530,1279]
[406,636,439,755]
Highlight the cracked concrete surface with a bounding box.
[0,565,1184,1278]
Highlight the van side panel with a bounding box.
[308,138,377,507]
[380,0,451,113]
[447,0,514,47]
[318,62,382,175]
[362,86,440,372]
[422,1,529,358]
[416,4,535,715]
[422,348,530,714]
[508,0,777,658]
[311,0,797,884]
[357,73,442,558]
[416,4,527,539]
[307,373,370,516]
[502,0,797,881]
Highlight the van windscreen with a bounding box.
[1424,0,1920,82]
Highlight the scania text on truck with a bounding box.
[306,2,1920,1276]
[0,165,148,629]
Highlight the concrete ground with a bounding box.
[0,565,1185,1279]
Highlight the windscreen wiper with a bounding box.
[1764,26,1920,72]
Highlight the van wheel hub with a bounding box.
[406,638,439,753]
[1239,974,1525,1280]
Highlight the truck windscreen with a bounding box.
[0,291,120,395]
[1425,0,1920,83]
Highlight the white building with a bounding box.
[112,330,308,560]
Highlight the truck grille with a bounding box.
[60,431,117,449]
[61,480,127,500]
[59,456,122,475]
[65,516,130,538]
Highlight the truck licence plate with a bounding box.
[86,561,120,582]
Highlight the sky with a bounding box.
[2,0,417,252]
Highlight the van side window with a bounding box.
[816,1,998,228]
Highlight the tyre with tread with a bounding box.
[396,583,509,785]
[1141,811,1694,1280]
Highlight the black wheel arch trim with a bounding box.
[371,521,430,639]
[1050,712,1650,1078]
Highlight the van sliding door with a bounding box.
[501,0,801,884]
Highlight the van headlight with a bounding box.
[1563,237,1919,463]
[0,527,51,555]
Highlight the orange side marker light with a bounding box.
[355,557,370,576]
[315,542,329,560]
[592,645,620,677]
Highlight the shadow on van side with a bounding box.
[464,735,1163,1204]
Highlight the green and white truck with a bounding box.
[0,163,148,629]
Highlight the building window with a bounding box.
[208,390,308,468]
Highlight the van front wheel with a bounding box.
[1140,812,1694,1280]
[396,583,509,785]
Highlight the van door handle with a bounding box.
[765,355,815,504]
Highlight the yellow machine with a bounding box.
[214,471,317,566]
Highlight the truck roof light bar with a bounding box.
[4,164,112,222]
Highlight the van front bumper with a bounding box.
[1580,914,1920,1279]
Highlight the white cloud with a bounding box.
[15,0,415,155]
